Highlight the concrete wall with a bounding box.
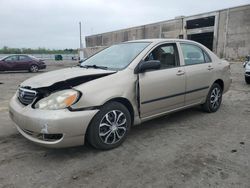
[83,46,106,58]
[216,10,228,58]
[221,5,250,59]
[86,19,183,47]
[85,5,250,59]
[161,19,183,38]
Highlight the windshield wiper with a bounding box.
[80,64,108,70]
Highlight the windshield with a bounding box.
[29,55,39,60]
[81,42,150,70]
[0,56,8,61]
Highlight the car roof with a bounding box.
[1,55,37,60]
[125,38,200,45]
[4,54,29,57]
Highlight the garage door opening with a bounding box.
[187,32,214,51]
[186,16,215,29]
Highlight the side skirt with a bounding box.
[140,101,202,123]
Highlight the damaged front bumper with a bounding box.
[245,71,250,77]
[9,95,98,148]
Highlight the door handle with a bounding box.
[207,65,214,70]
[176,70,185,76]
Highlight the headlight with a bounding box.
[35,89,80,110]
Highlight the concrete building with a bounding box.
[85,4,250,59]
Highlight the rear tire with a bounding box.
[86,101,131,150]
[202,83,222,113]
[245,76,250,84]
[29,65,39,73]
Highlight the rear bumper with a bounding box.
[223,76,231,94]
[9,95,98,148]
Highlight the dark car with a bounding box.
[0,55,46,72]
[55,54,63,61]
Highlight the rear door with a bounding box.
[18,55,32,70]
[179,43,213,105]
[139,42,186,119]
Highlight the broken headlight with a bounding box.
[35,89,80,110]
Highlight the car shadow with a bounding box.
[2,133,98,160]
[1,105,207,164]
[130,106,203,134]
[23,106,204,157]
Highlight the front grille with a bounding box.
[18,87,37,105]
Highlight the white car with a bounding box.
[243,56,250,84]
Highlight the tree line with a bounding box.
[0,46,78,54]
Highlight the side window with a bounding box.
[145,43,179,69]
[19,55,30,61]
[180,43,206,65]
[203,51,211,63]
[4,56,18,62]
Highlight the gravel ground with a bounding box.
[0,61,249,188]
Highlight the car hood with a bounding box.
[20,67,116,88]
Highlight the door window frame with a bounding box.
[137,42,181,73]
[179,42,212,67]
[18,55,31,62]
[4,55,18,62]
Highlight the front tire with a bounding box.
[202,83,222,113]
[245,76,250,84]
[87,102,131,150]
[29,65,39,73]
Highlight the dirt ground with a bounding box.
[0,61,249,188]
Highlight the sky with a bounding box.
[0,0,249,49]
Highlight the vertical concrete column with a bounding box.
[213,12,219,53]
[223,9,230,58]
[183,18,187,39]
[159,24,162,38]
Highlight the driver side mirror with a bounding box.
[243,62,247,68]
[134,60,161,74]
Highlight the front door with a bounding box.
[139,43,186,119]
[18,55,31,70]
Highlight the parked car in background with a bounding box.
[0,55,46,72]
[55,54,63,61]
[243,55,250,84]
[9,39,231,150]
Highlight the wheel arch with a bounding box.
[103,97,135,125]
[30,63,38,67]
[213,79,224,92]
[84,97,134,148]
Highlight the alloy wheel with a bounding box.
[30,65,38,72]
[99,110,127,145]
[210,87,222,110]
